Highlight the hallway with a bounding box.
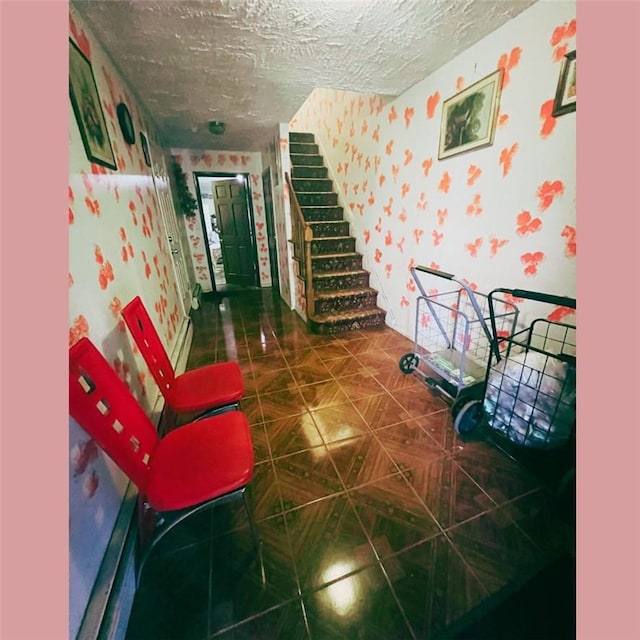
[126,289,574,639]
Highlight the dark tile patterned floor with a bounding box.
[126,289,575,639]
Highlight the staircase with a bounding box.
[288,131,386,335]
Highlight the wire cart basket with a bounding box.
[399,266,519,413]
[454,288,576,451]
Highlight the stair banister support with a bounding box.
[285,172,315,319]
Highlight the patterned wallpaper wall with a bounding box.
[69,15,188,402]
[291,0,576,336]
[68,8,190,636]
[171,150,273,292]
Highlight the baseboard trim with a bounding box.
[174,319,193,377]
[76,484,138,640]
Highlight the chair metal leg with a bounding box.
[135,486,263,587]
[135,490,242,586]
[242,486,265,586]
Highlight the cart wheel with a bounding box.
[454,400,483,435]
[399,352,420,374]
[451,396,468,420]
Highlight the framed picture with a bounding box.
[69,39,117,170]
[438,69,503,160]
[552,50,576,117]
[140,132,152,167]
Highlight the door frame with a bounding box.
[149,143,192,318]
[262,167,279,294]
[193,171,260,292]
[192,175,217,292]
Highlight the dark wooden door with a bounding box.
[213,179,258,287]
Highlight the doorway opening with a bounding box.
[194,172,259,293]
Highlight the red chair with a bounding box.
[69,337,262,584]
[121,296,244,417]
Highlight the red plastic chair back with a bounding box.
[69,337,159,492]
[121,296,176,395]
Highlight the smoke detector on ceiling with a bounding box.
[208,120,226,135]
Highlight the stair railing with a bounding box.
[285,172,315,318]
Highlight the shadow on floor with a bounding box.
[445,553,576,639]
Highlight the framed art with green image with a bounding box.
[438,69,503,160]
[69,39,117,170]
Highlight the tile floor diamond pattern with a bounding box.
[127,290,575,640]
[274,447,344,512]
[349,473,442,557]
[327,434,398,489]
[285,494,378,592]
[382,533,488,638]
[264,412,324,458]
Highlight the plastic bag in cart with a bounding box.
[484,349,576,448]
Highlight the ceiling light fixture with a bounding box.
[208,120,226,135]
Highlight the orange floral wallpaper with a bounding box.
[69,16,187,397]
[291,1,576,335]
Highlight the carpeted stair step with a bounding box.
[290,141,319,155]
[292,165,328,179]
[311,236,356,255]
[314,288,380,315]
[296,192,338,206]
[289,131,315,143]
[290,153,324,167]
[312,269,371,292]
[301,206,344,222]
[311,252,362,273]
[308,307,387,335]
[292,178,334,192]
[308,220,350,238]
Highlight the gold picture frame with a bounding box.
[438,69,503,160]
[552,50,576,117]
[69,39,117,170]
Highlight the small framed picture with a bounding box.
[552,50,576,117]
[69,39,117,170]
[140,131,152,167]
[438,69,503,160]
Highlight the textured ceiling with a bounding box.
[72,0,538,151]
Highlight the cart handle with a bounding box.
[414,265,455,280]
[487,288,576,363]
[411,265,495,348]
[490,288,576,309]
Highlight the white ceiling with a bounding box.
[72,0,538,151]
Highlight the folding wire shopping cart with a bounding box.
[453,288,576,450]
[398,266,519,414]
